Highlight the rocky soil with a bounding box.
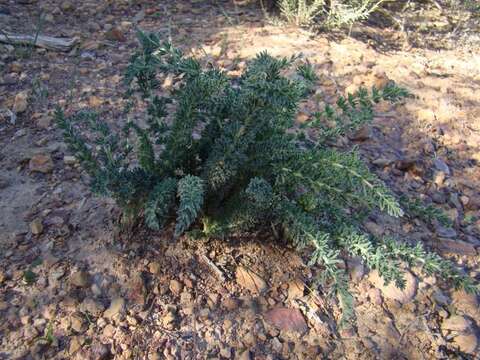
[0,1,479,359]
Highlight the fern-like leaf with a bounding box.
[145,178,177,231]
[174,175,205,237]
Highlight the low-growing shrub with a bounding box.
[277,0,325,26]
[56,31,478,323]
[276,0,387,28]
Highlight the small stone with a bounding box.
[235,266,267,294]
[30,219,43,235]
[435,226,457,239]
[70,313,87,333]
[264,307,308,333]
[349,125,371,141]
[287,279,304,300]
[296,112,310,124]
[148,262,161,275]
[36,116,52,129]
[347,256,366,282]
[49,267,66,287]
[434,171,446,186]
[33,318,46,329]
[89,342,110,360]
[373,157,395,167]
[441,315,472,333]
[103,323,115,337]
[88,96,103,108]
[105,27,126,42]
[63,156,76,165]
[103,297,125,319]
[169,279,183,296]
[60,1,74,11]
[70,271,91,288]
[162,310,177,328]
[369,270,417,304]
[451,290,480,317]
[69,336,84,354]
[433,158,450,175]
[465,196,480,210]
[13,91,28,113]
[221,297,239,311]
[438,239,476,256]
[29,154,54,173]
[80,298,105,317]
[10,62,22,73]
[452,332,478,355]
[417,108,436,122]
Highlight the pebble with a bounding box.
[347,256,366,282]
[369,270,417,304]
[162,310,177,329]
[103,297,125,319]
[264,307,308,333]
[287,279,305,300]
[70,270,91,288]
[69,336,84,354]
[36,116,52,129]
[452,332,478,354]
[60,0,74,11]
[221,297,239,310]
[349,125,371,141]
[29,154,54,173]
[148,261,161,275]
[89,342,110,360]
[441,315,472,333]
[80,298,105,317]
[105,27,126,42]
[169,279,183,296]
[103,323,116,337]
[435,225,457,239]
[13,91,28,113]
[451,290,480,317]
[63,156,76,165]
[438,239,476,255]
[30,219,43,235]
[434,171,446,186]
[70,313,87,333]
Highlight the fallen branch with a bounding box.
[0,33,78,52]
[199,254,225,282]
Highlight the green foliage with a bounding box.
[56,31,478,325]
[276,0,387,28]
[23,270,37,285]
[278,0,325,26]
[40,322,57,345]
[175,176,205,238]
[399,195,452,228]
[145,178,177,231]
[325,0,387,28]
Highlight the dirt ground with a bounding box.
[1,1,479,359]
